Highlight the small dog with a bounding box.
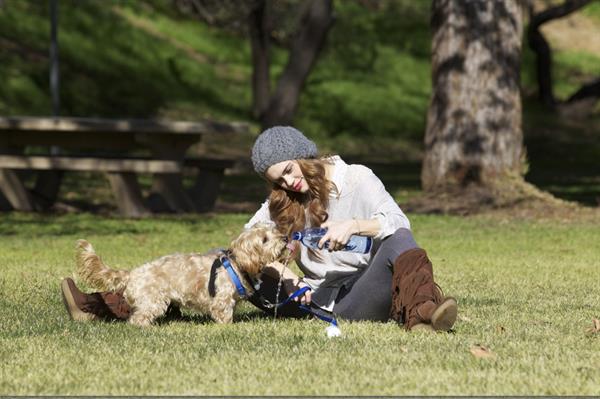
[75,223,290,326]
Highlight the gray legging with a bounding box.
[249,228,418,322]
[330,227,418,321]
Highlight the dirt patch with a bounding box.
[407,193,599,222]
[540,11,600,57]
[482,199,599,223]
[404,177,600,223]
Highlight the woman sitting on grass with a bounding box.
[244,126,457,331]
[61,126,457,331]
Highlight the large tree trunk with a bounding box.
[422,0,525,193]
[261,0,334,127]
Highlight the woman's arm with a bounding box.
[335,218,381,237]
[262,261,312,305]
[318,166,409,250]
[355,166,410,239]
[318,218,380,251]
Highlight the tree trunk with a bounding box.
[527,0,592,108]
[261,0,334,127]
[248,0,271,119]
[422,0,525,192]
[527,5,555,108]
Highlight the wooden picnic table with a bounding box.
[0,116,246,217]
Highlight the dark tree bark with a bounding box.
[175,0,333,128]
[422,0,525,192]
[248,0,271,119]
[567,78,600,103]
[260,0,334,127]
[527,0,592,108]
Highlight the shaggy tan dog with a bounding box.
[75,223,289,326]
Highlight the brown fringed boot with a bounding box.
[390,248,457,331]
[60,278,132,321]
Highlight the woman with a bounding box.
[244,126,457,331]
[61,126,457,331]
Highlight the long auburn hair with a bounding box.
[268,157,337,237]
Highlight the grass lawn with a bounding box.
[1,211,598,395]
[0,1,599,395]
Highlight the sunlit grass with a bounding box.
[1,212,598,395]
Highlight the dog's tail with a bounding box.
[76,239,129,292]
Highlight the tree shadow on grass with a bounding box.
[1,128,597,219]
[0,211,222,237]
[524,134,600,206]
[155,308,276,326]
[156,306,312,326]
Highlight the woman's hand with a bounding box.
[318,220,360,251]
[266,261,311,305]
[284,278,312,305]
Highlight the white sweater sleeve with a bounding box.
[244,199,273,230]
[357,168,410,240]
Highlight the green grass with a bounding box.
[551,50,600,100]
[583,1,600,21]
[1,212,599,395]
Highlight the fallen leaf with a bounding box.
[585,318,600,336]
[470,344,496,359]
[528,319,551,326]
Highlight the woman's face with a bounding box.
[265,160,309,193]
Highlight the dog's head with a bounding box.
[229,223,290,276]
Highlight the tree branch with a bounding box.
[567,78,600,103]
[530,0,591,26]
[527,0,592,108]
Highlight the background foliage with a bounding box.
[1,0,598,208]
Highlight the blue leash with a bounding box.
[278,286,338,327]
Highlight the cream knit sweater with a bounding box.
[245,156,410,310]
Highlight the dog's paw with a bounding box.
[128,316,155,327]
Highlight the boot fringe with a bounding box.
[390,248,448,330]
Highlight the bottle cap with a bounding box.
[365,237,372,253]
[291,231,302,240]
[326,324,342,338]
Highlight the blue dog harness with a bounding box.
[219,255,247,298]
[210,254,338,329]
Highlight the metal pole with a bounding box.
[50,0,59,117]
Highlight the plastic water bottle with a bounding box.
[291,227,372,254]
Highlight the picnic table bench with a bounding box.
[0,116,246,217]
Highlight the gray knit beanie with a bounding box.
[251,126,318,175]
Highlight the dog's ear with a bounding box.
[231,225,286,276]
[208,258,220,297]
[232,242,263,276]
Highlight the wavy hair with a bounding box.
[268,157,337,237]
